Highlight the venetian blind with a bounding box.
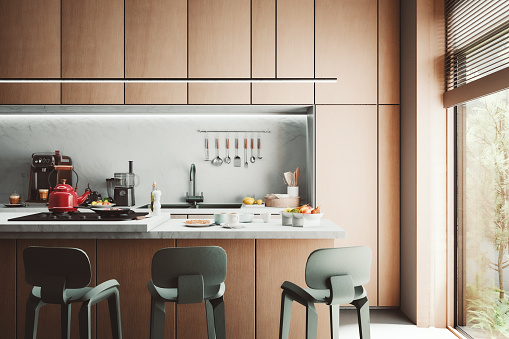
[445,0,509,106]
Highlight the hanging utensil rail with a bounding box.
[198,129,270,133]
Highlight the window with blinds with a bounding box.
[445,0,509,103]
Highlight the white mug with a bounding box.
[228,213,240,225]
[262,212,271,223]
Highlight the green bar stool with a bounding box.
[279,246,372,339]
[147,246,227,339]
[23,246,122,339]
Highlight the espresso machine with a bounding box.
[27,151,72,202]
[114,161,135,206]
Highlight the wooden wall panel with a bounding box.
[125,0,187,104]
[97,239,175,339]
[252,0,275,78]
[315,105,378,305]
[176,239,255,339]
[315,0,377,104]
[252,0,313,104]
[379,0,400,104]
[256,239,333,339]
[16,239,96,339]
[188,0,251,104]
[378,105,400,306]
[0,240,16,339]
[62,0,124,103]
[0,0,60,104]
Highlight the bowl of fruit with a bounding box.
[281,205,322,227]
[89,198,115,208]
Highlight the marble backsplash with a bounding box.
[0,114,308,205]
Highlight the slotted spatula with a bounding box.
[234,137,241,167]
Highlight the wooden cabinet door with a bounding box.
[61,0,124,104]
[97,239,176,339]
[125,0,187,104]
[252,0,314,104]
[379,0,400,105]
[0,0,60,104]
[315,0,377,104]
[176,239,255,339]
[378,105,400,306]
[315,105,378,305]
[188,0,251,104]
[0,240,15,339]
[256,239,333,339]
[16,240,96,339]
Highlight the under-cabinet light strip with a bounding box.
[0,77,336,84]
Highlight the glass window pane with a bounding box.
[458,89,509,338]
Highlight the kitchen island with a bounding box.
[0,208,345,339]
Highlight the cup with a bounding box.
[9,192,20,204]
[227,213,240,226]
[214,213,227,225]
[39,189,49,201]
[287,186,299,197]
[262,212,271,223]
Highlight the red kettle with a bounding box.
[48,165,90,213]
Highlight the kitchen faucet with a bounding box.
[186,163,204,206]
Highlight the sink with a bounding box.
[138,203,242,209]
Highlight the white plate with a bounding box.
[222,223,246,229]
[88,204,116,208]
[184,220,214,227]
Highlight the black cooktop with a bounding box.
[8,211,146,222]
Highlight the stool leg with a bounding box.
[79,302,92,339]
[279,291,293,339]
[150,297,166,339]
[306,302,318,339]
[205,297,226,339]
[329,304,340,339]
[61,304,71,339]
[108,289,122,339]
[25,296,44,339]
[352,297,370,339]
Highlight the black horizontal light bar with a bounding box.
[0,78,337,83]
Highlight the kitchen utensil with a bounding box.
[295,167,300,186]
[48,166,91,213]
[224,137,231,164]
[244,136,249,168]
[211,137,223,166]
[250,136,256,163]
[205,135,210,161]
[284,172,294,186]
[234,136,241,167]
[257,133,262,159]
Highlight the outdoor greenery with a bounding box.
[465,90,509,338]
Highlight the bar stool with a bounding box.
[279,246,372,339]
[147,246,227,339]
[23,246,122,339]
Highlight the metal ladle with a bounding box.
[224,136,231,164]
[211,137,223,166]
[250,136,256,163]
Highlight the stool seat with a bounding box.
[23,246,122,339]
[148,246,227,339]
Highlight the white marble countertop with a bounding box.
[0,211,345,240]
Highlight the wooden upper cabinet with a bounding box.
[315,0,377,104]
[188,0,251,104]
[61,0,124,104]
[0,0,60,104]
[125,0,187,104]
[315,105,378,305]
[379,0,400,105]
[252,0,314,104]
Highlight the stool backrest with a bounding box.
[151,246,227,288]
[305,246,372,289]
[23,246,91,289]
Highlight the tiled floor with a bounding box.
[337,309,457,338]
